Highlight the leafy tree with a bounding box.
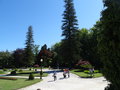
[24,26,35,67]
[0,51,13,68]
[90,21,102,69]
[33,45,40,64]
[61,0,81,68]
[98,0,120,89]
[51,42,63,68]
[38,44,53,67]
[12,48,25,68]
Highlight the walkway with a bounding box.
[19,71,108,90]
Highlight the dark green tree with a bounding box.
[12,48,25,68]
[89,21,102,69]
[61,0,81,68]
[0,51,13,68]
[24,26,35,67]
[98,0,120,89]
[51,42,63,68]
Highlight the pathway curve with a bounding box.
[19,71,108,90]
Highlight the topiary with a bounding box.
[10,70,16,75]
[29,73,34,80]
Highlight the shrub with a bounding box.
[3,68,7,71]
[29,68,32,71]
[0,77,17,80]
[10,71,16,75]
[14,68,18,71]
[29,73,34,80]
[18,69,23,72]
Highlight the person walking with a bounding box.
[68,69,70,78]
[53,71,57,81]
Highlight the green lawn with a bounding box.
[7,69,48,77]
[71,69,103,78]
[0,78,41,90]
[13,72,48,77]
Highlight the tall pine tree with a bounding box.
[98,0,120,89]
[24,26,35,67]
[61,0,80,68]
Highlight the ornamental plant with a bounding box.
[77,60,93,69]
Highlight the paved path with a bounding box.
[19,72,108,90]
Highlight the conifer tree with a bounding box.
[24,26,34,67]
[61,0,80,68]
[98,0,120,89]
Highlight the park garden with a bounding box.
[0,0,120,90]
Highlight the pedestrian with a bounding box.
[53,71,57,81]
[63,70,66,78]
[68,69,70,78]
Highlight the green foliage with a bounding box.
[12,48,25,68]
[71,69,103,78]
[24,26,35,67]
[0,51,14,68]
[51,42,63,68]
[38,44,53,67]
[18,69,23,72]
[77,26,102,69]
[61,0,81,68]
[3,68,7,71]
[98,0,120,89]
[80,64,92,69]
[29,73,34,80]
[10,71,16,75]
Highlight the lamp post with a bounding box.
[40,59,43,79]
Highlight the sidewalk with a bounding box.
[19,72,108,90]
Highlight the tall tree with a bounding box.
[0,51,13,68]
[98,0,120,89]
[24,26,35,67]
[61,0,81,68]
[12,48,25,68]
[38,44,53,67]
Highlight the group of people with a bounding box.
[52,69,70,81]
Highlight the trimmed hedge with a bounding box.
[29,73,34,80]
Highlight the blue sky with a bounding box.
[0,0,103,51]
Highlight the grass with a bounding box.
[70,69,103,78]
[0,70,8,74]
[0,78,41,90]
[13,72,48,77]
[8,69,48,77]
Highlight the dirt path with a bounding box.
[19,72,108,90]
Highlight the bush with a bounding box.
[14,68,18,71]
[3,68,7,71]
[29,73,34,80]
[29,68,32,71]
[0,77,17,80]
[18,69,23,72]
[10,71,16,75]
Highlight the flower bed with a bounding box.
[0,77,17,80]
